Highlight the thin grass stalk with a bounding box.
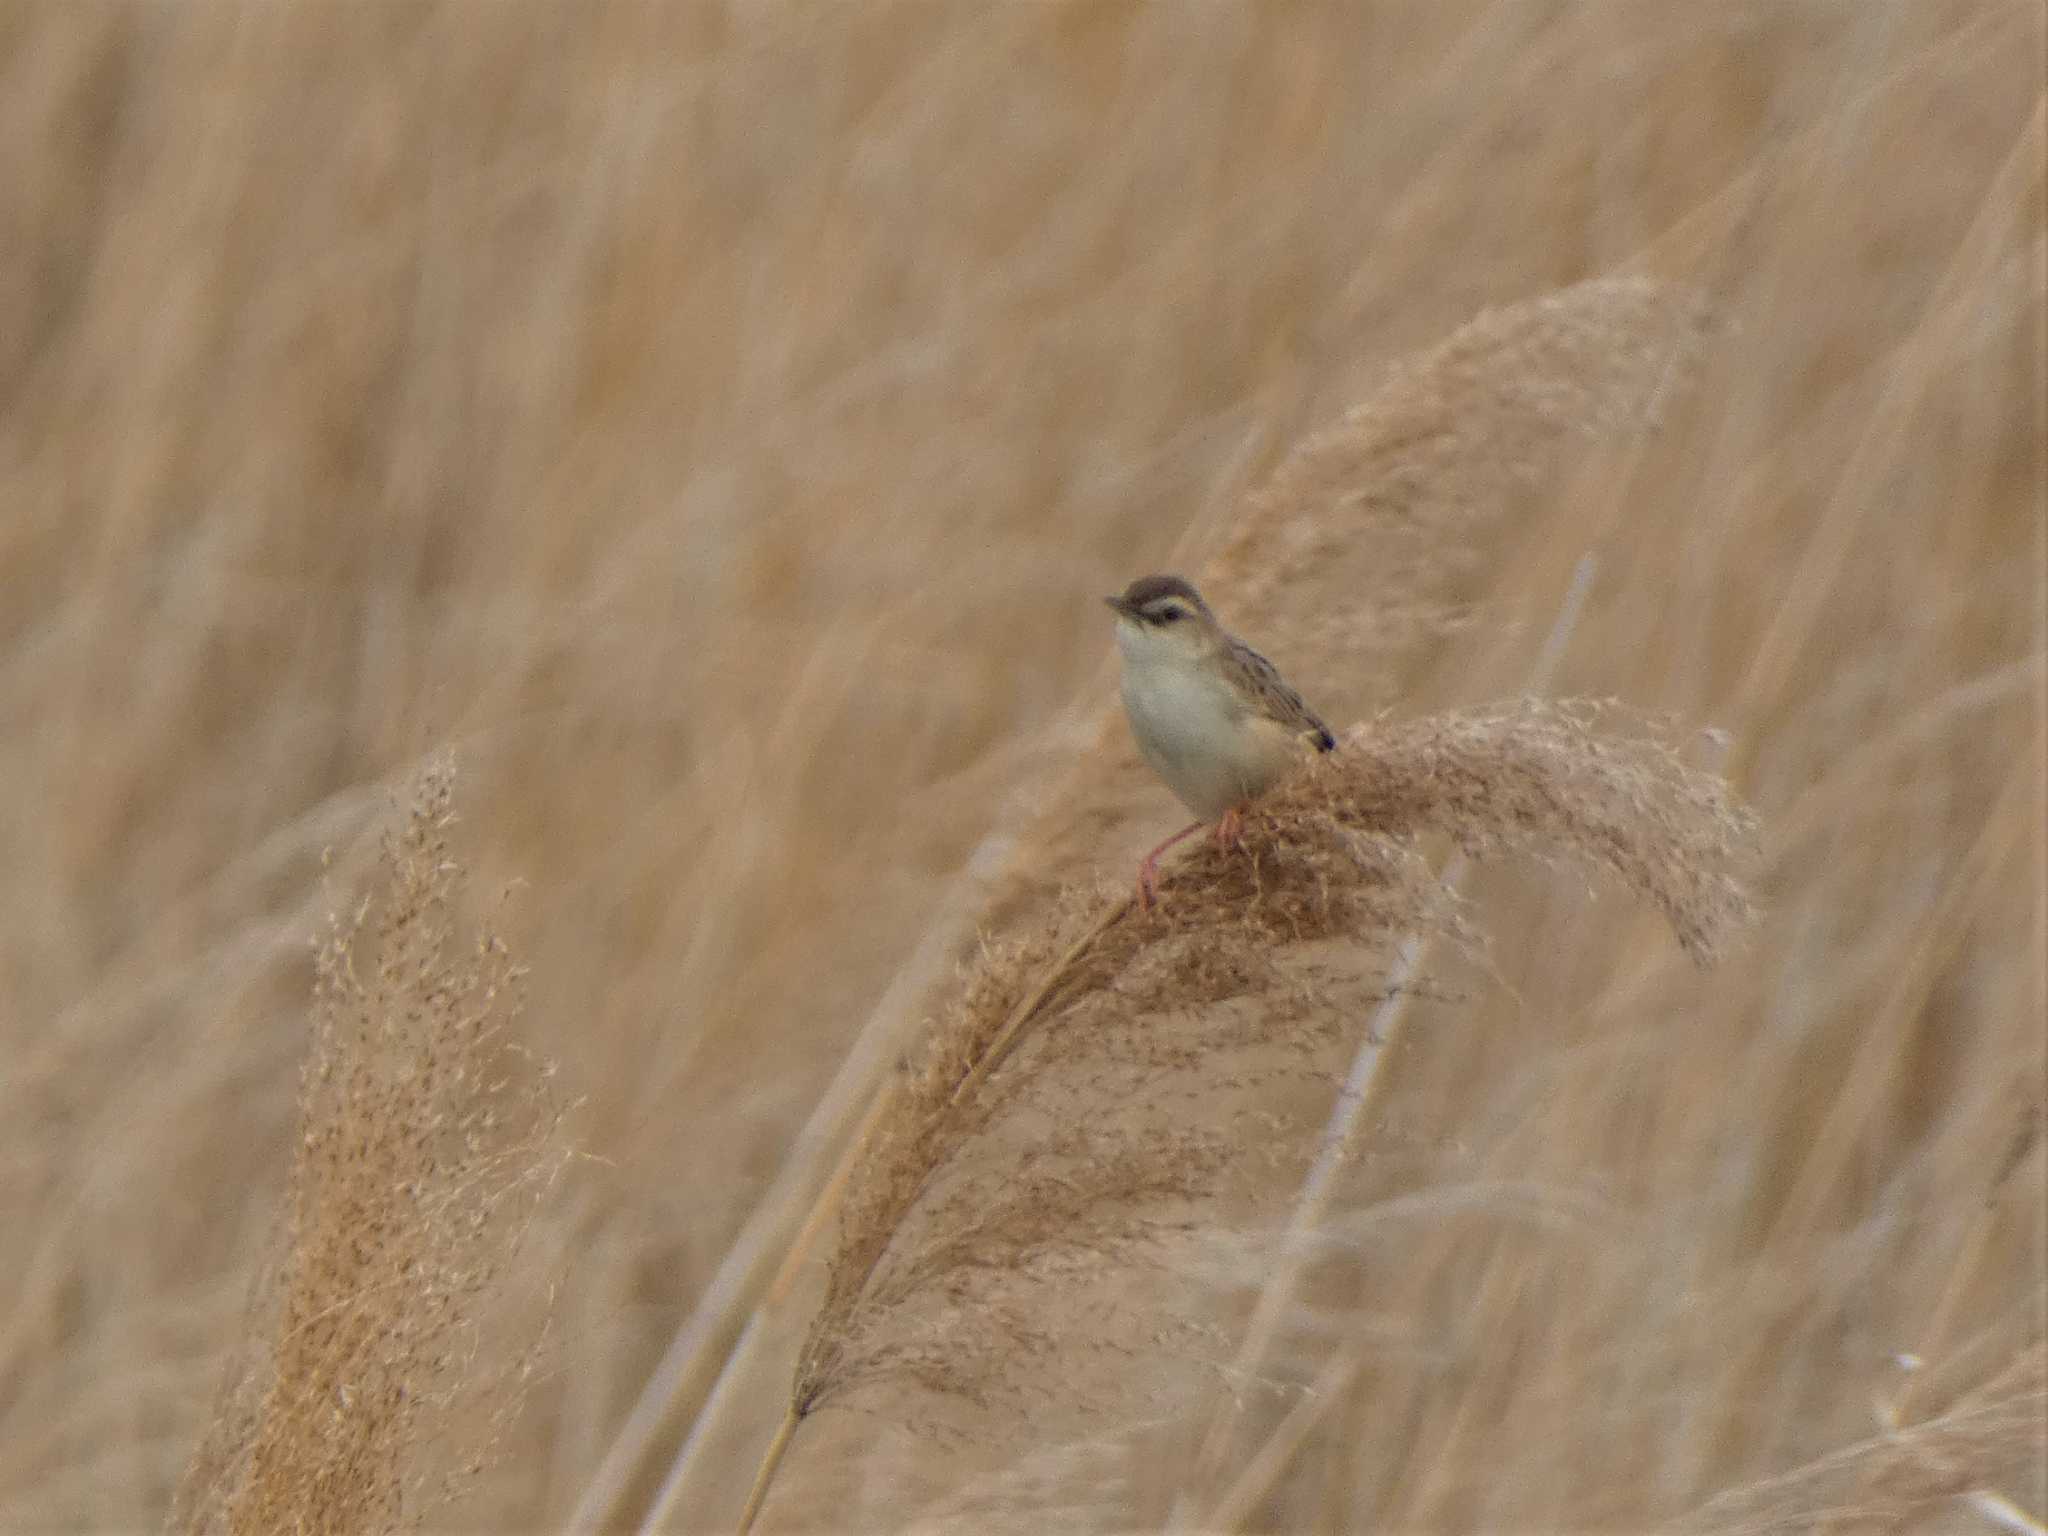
[1631,4,2010,285]
[571,850,1003,1535]
[1727,96,2044,745]
[954,896,1134,1096]
[641,901,1132,1535]
[734,1407,801,1536]
[1172,554,1599,1524]
[630,1088,898,1536]
[1814,1114,2048,1536]
[722,894,1140,1532]
[568,1078,887,1536]
[1866,1400,2048,1536]
[1206,1341,1369,1530]
[1767,656,2044,857]
[1953,1491,2047,1536]
[1762,764,2030,1246]
[1678,1345,2047,1536]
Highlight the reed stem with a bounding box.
[955,895,1132,1101]
[1175,552,1599,1523]
[717,891,1134,1530]
[733,1406,800,1536]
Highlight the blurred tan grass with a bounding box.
[0,3,2040,1532]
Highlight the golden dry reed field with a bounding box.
[2,4,2042,1533]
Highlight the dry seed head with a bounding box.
[995,277,1713,920]
[1214,278,1710,646]
[170,760,570,1536]
[795,700,1755,1421]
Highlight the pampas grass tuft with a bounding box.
[999,274,1714,919]
[1209,276,1710,676]
[746,698,1756,1527]
[168,761,570,1536]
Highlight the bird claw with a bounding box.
[1214,806,1246,850]
[1132,819,1203,914]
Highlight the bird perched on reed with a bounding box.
[1105,574,1336,909]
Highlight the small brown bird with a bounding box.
[1105,574,1335,909]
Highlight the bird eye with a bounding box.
[1156,605,1182,624]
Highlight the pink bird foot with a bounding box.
[1213,805,1246,850]
[1134,819,1203,912]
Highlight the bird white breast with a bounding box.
[1116,637,1297,821]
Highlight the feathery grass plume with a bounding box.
[1305,700,1759,966]
[580,274,1720,1536]
[168,760,569,1536]
[746,700,1754,1526]
[1000,276,1711,917]
[1208,276,1711,672]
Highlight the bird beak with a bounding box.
[1104,595,1135,618]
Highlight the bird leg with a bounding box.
[1214,804,1246,850]
[1135,819,1204,912]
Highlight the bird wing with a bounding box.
[1225,638,1337,752]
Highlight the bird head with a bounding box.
[1105,574,1221,665]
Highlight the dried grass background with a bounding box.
[1,4,2041,1533]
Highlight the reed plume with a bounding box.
[1210,276,1710,667]
[747,701,1755,1526]
[712,274,1745,1530]
[801,705,1756,1401]
[168,761,569,1536]
[995,275,1712,919]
